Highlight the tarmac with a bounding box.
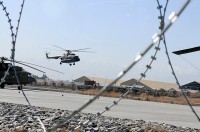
[0,86,200,129]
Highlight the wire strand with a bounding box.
[157,0,200,122]
[0,0,46,131]
[51,0,192,130]
[75,0,169,129]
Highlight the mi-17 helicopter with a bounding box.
[46,45,93,66]
[0,57,63,89]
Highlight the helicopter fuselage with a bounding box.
[0,63,36,88]
[45,45,92,66]
[60,55,80,65]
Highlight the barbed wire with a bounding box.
[156,0,200,122]
[163,42,200,122]
[50,0,192,131]
[0,1,15,88]
[1,0,195,131]
[97,0,170,120]
[0,1,46,131]
[160,22,200,122]
[74,0,169,130]
[164,39,200,122]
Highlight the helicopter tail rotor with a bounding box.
[45,51,51,59]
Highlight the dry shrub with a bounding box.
[78,89,200,106]
[78,89,121,98]
[78,89,99,95]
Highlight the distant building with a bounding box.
[35,79,71,87]
[73,76,179,91]
[34,79,48,86]
[140,79,179,90]
[73,76,124,87]
[73,76,91,86]
[180,81,200,91]
[121,78,178,91]
[120,78,152,92]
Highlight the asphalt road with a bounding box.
[0,87,200,129]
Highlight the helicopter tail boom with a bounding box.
[45,53,61,59]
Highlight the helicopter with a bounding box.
[0,57,63,89]
[45,45,93,66]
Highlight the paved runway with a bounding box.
[0,88,200,129]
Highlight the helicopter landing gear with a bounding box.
[0,83,5,89]
[18,86,22,90]
[60,62,62,65]
[73,63,75,65]
[69,64,72,66]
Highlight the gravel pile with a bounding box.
[0,102,199,132]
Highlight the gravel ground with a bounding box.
[0,102,200,132]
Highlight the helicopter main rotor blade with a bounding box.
[72,51,95,53]
[1,57,45,73]
[14,60,64,74]
[52,45,92,52]
[52,45,67,51]
[12,61,46,73]
[42,48,63,51]
[2,57,63,74]
[172,46,200,55]
[74,48,91,51]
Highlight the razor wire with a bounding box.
[0,1,46,131]
[0,1,14,88]
[0,1,195,130]
[50,0,192,131]
[163,39,200,122]
[159,21,200,123]
[74,0,169,130]
[156,0,200,122]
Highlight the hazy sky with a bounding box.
[0,0,200,84]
